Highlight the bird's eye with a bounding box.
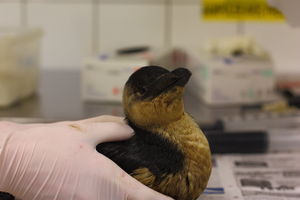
[137,87,147,96]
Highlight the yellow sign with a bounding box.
[202,0,285,21]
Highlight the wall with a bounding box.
[0,0,299,73]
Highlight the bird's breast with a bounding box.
[149,113,212,200]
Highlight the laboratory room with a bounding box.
[0,0,300,200]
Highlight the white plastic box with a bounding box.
[187,51,278,105]
[0,28,43,107]
[81,56,149,102]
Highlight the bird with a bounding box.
[97,65,212,200]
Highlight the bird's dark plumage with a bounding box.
[0,192,15,200]
[97,119,185,182]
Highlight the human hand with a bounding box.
[0,116,173,200]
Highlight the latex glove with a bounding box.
[0,116,173,200]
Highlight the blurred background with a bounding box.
[0,0,299,72]
[2,2,300,199]
[0,0,300,153]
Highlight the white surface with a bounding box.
[27,3,92,69]
[98,3,165,54]
[171,4,237,50]
[268,0,300,27]
[0,1,299,74]
[0,3,20,28]
[244,23,300,74]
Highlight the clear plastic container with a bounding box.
[0,28,43,107]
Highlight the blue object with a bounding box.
[204,187,225,194]
[223,58,233,65]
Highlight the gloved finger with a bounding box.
[117,170,174,200]
[76,115,126,124]
[76,122,134,146]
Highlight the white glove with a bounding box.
[0,115,173,200]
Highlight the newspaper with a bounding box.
[200,153,300,200]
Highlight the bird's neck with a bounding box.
[126,113,210,148]
[151,113,205,137]
[150,113,210,158]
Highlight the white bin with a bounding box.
[0,28,43,107]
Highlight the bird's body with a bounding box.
[98,113,211,200]
[97,66,212,200]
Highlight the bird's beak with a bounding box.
[171,68,192,87]
[143,68,191,99]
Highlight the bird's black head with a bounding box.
[123,66,191,127]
